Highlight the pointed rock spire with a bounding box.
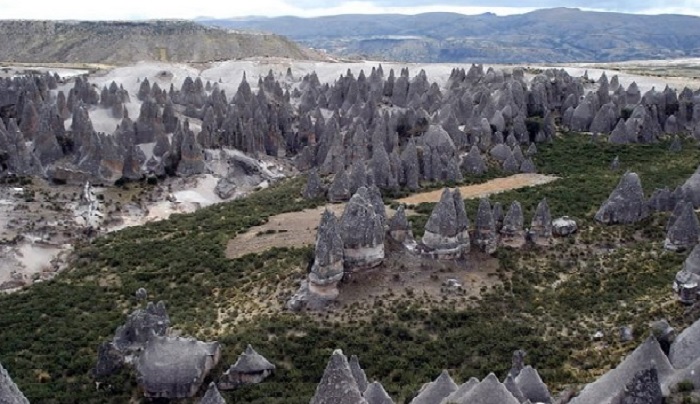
[459,373,520,404]
[310,349,368,404]
[531,198,552,239]
[664,201,700,252]
[409,370,458,404]
[595,172,649,225]
[200,382,226,404]
[0,363,29,404]
[364,381,394,404]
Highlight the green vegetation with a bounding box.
[0,134,698,403]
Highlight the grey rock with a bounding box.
[400,139,420,190]
[504,374,527,403]
[510,349,527,378]
[618,368,662,404]
[609,119,630,144]
[462,145,487,175]
[552,216,577,237]
[0,362,29,404]
[664,201,700,251]
[515,366,551,404]
[503,154,520,174]
[595,172,649,225]
[219,345,275,390]
[113,301,170,351]
[458,373,520,404]
[349,355,368,393]
[620,326,634,343]
[303,169,325,199]
[93,341,124,379]
[200,382,226,404]
[440,377,479,404]
[526,143,537,157]
[520,158,536,173]
[409,370,458,404]
[349,160,368,195]
[309,209,345,288]
[669,135,682,153]
[422,188,470,258]
[680,165,700,208]
[611,156,620,171]
[647,187,673,212]
[490,143,512,162]
[474,198,498,254]
[310,349,368,404]
[492,201,504,231]
[328,169,351,203]
[389,205,415,245]
[502,201,524,239]
[176,122,206,176]
[339,187,385,270]
[135,287,148,300]
[364,381,394,404]
[136,335,221,398]
[670,317,700,369]
[531,198,552,239]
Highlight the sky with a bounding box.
[1,0,700,20]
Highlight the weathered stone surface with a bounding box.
[219,345,275,390]
[552,216,577,237]
[515,366,551,404]
[675,244,700,303]
[328,169,351,203]
[388,204,415,246]
[609,119,630,144]
[664,201,700,251]
[670,317,700,369]
[669,135,682,153]
[440,377,479,404]
[409,370,458,404]
[473,198,498,254]
[531,198,552,239]
[308,209,345,297]
[93,341,124,379]
[503,375,527,403]
[364,381,394,404]
[490,143,512,162]
[349,355,368,393]
[569,337,673,404]
[680,165,700,208]
[421,188,470,258]
[200,382,226,404]
[339,187,385,270]
[113,301,170,351]
[310,349,368,404]
[0,362,30,404]
[462,145,486,175]
[618,368,662,404]
[136,335,220,399]
[648,187,673,212]
[459,373,520,404]
[503,154,520,174]
[595,172,649,225]
[519,158,536,173]
[176,122,206,176]
[303,169,325,199]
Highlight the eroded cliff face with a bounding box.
[0,20,319,64]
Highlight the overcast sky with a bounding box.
[1,0,699,20]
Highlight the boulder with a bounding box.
[674,244,700,303]
[595,172,649,225]
[310,349,368,404]
[136,335,221,399]
[219,345,275,390]
[552,216,577,237]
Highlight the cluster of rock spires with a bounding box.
[4,62,690,190]
[93,288,274,401]
[308,348,551,404]
[291,182,571,310]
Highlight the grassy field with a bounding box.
[0,133,698,403]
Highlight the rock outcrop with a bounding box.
[364,381,394,404]
[200,382,227,404]
[338,187,385,270]
[310,349,368,404]
[664,201,700,252]
[219,345,275,390]
[674,244,700,303]
[458,373,520,404]
[595,172,649,224]
[136,335,221,398]
[388,205,416,248]
[421,188,470,258]
[0,363,30,404]
[530,198,552,240]
[409,370,458,404]
[473,198,498,253]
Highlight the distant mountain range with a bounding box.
[199,8,700,63]
[0,20,319,64]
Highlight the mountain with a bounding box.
[200,8,700,63]
[0,20,320,64]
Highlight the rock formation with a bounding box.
[674,244,700,303]
[219,345,275,390]
[303,169,325,199]
[473,198,498,253]
[409,370,458,404]
[421,188,470,258]
[135,335,221,398]
[0,362,30,404]
[339,187,385,270]
[664,201,700,252]
[552,216,577,237]
[200,382,227,404]
[458,373,520,404]
[530,198,552,239]
[310,349,368,404]
[617,368,663,404]
[440,377,479,404]
[515,366,552,403]
[364,381,394,404]
[388,205,416,248]
[595,172,649,224]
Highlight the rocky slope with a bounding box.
[0,20,319,64]
[202,8,700,63]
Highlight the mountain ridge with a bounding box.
[200,8,700,63]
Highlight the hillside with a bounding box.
[0,20,320,64]
[201,8,700,63]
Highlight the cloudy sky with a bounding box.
[1,0,699,20]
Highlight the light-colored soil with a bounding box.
[226,174,559,259]
[397,173,559,205]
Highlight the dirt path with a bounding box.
[225,173,559,259]
[397,173,558,205]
